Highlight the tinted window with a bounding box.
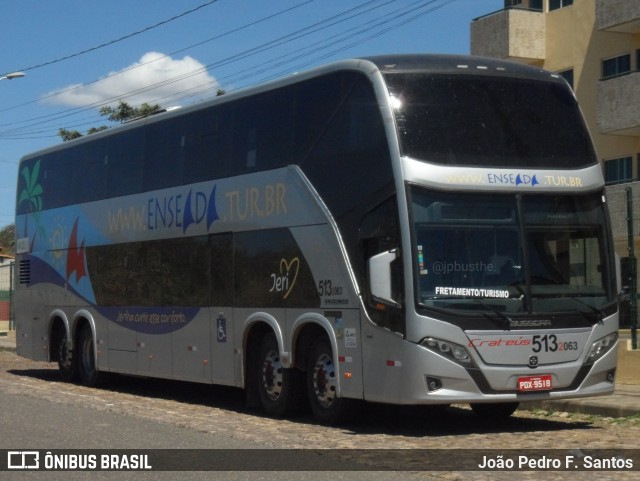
[183,106,233,183]
[210,233,233,306]
[17,70,393,216]
[300,74,392,218]
[144,118,185,191]
[234,229,320,308]
[86,236,209,306]
[386,74,597,169]
[107,128,144,198]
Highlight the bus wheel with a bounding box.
[56,328,77,382]
[257,332,302,417]
[307,337,351,425]
[77,324,100,386]
[470,402,519,418]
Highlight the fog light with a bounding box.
[606,369,616,384]
[426,376,442,392]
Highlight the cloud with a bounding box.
[44,52,217,107]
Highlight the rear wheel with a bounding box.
[307,337,353,425]
[470,402,519,418]
[256,332,304,417]
[77,323,100,386]
[55,328,77,382]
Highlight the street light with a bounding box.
[0,71,25,81]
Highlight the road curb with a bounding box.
[522,399,638,419]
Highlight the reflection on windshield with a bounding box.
[385,73,597,169]
[413,189,613,315]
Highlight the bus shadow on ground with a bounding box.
[8,366,596,436]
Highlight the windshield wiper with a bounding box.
[566,297,609,323]
[472,298,512,331]
[420,295,513,330]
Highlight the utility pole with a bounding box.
[626,187,638,349]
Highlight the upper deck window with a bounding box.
[385,73,597,169]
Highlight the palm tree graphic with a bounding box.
[17,159,44,247]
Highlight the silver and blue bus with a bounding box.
[14,54,619,424]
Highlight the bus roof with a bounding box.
[364,54,560,82]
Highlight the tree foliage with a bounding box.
[58,101,161,142]
[0,224,15,256]
[99,101,161,123]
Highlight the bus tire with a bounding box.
[55,328,77,382]
[307,336,352,425]
[77,323,100,386]
[257,332,303,418]
[470,402,519,418]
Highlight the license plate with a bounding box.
[517,374,552,392]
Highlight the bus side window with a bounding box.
[210,233,233,306]
[359,197,404,334]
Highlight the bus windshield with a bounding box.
[413,188,615,316]
[385,73,597,168]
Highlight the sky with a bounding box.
[0,0,505,228]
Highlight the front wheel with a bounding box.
[307,337,353,425]
[77,323,100,386]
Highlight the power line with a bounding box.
[162,0,455,104]
[0,0,384,135]
[0,0,315,118]
[0,0,457,139]
[8,0,221,74]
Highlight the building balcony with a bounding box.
[597,71,640,136]
[597,0,640,33]
[471,7,545,64]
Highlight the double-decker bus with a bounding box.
[14,54,619,424]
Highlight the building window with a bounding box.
[557,69,574,90]
[602,54,631,79]
[505,0,542,9]
[549,0,573,11]
[604,157,633,185]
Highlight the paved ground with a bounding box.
[1,329,638,418]
[1,330,639,481]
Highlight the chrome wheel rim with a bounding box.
[312,353,336,408]
[261,349,283,401]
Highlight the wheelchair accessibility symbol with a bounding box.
[217,316,227,343]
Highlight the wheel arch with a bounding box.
[48,310,70,363]
[242,312,284,407]
[72,310,98,369]
[243,312,286,363]
[291,313,339,394]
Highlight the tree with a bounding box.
[58,128,83,142]
[0,224,15,256]
[99,101,162,123]
[58,101,161,142]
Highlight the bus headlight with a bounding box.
[586,332,618,364]
[420,337,474,366]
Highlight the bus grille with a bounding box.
[18,259,31,285]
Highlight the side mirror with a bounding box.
[368,249,400,307]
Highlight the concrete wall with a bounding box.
[471,9,545,63]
